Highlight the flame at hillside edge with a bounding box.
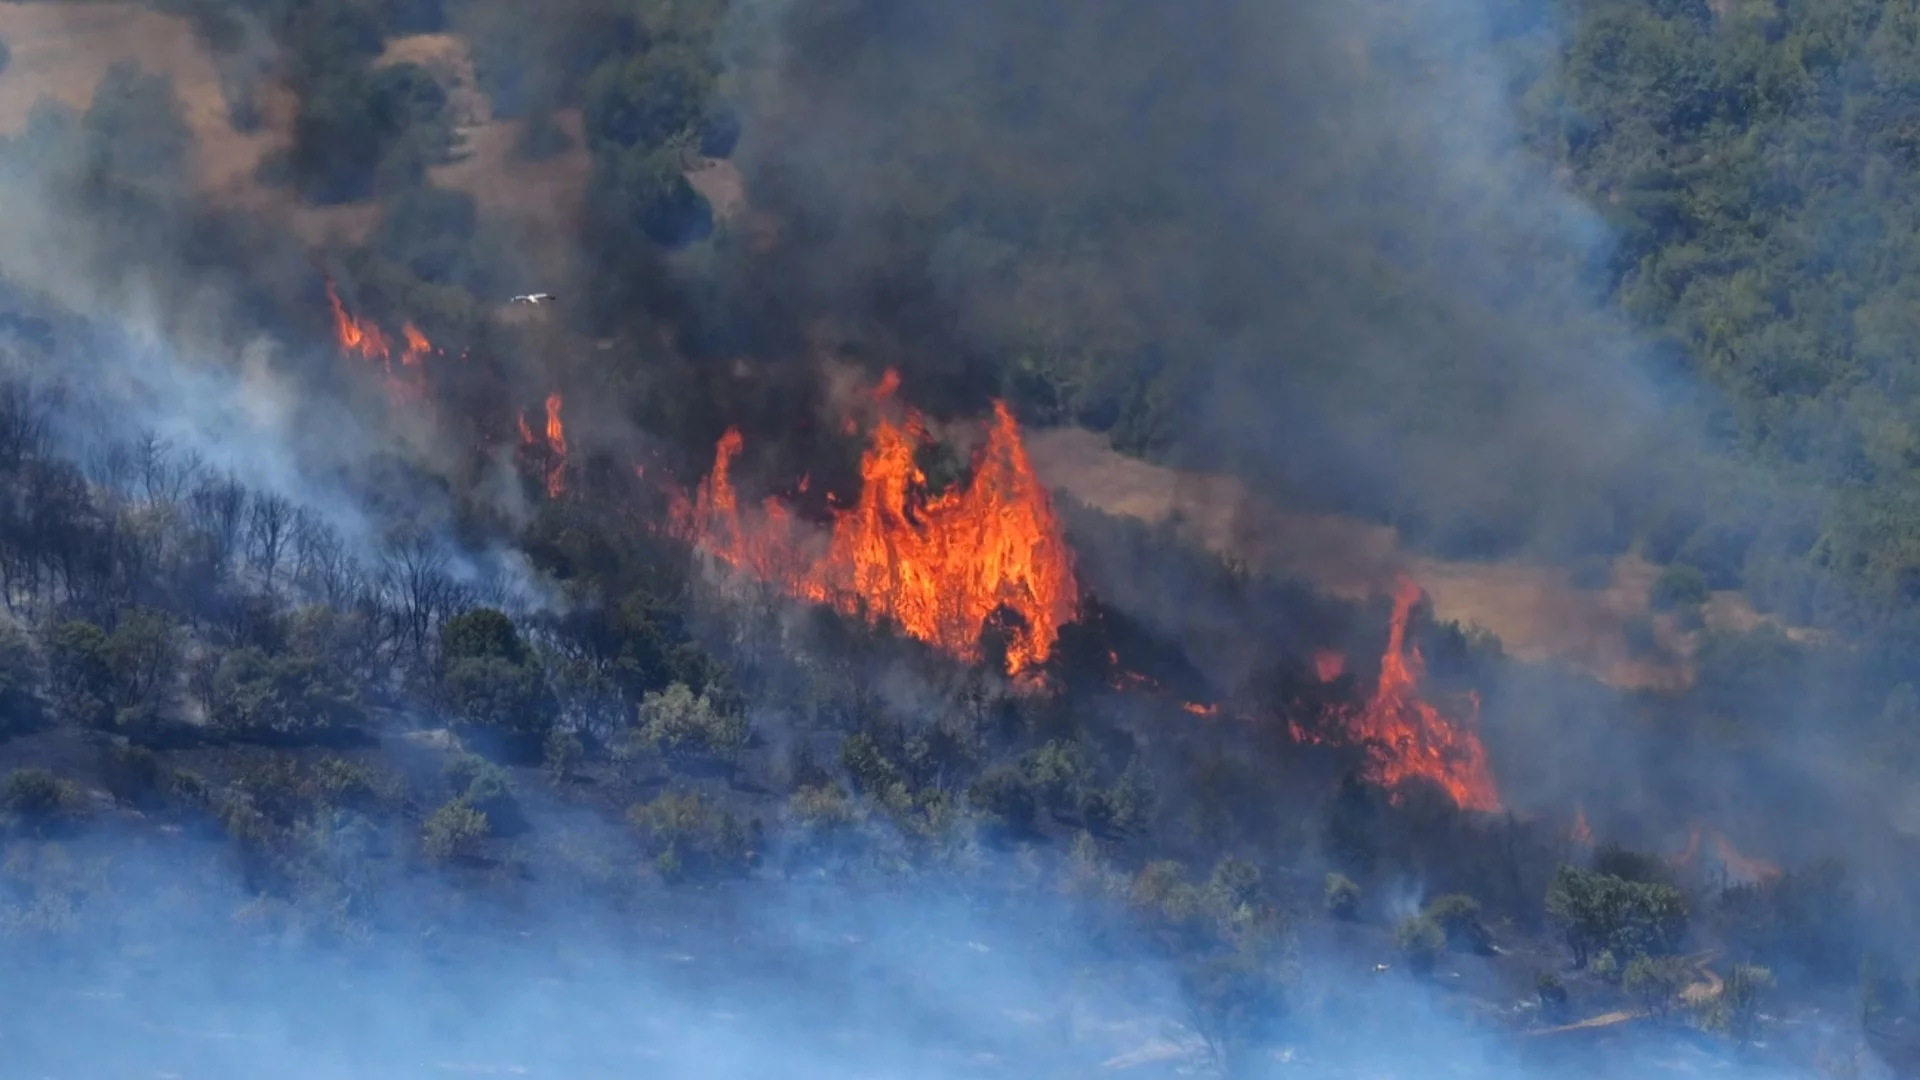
[669,371,1078,675]
[1347,577,1500,811]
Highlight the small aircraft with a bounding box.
[510,293,556,305]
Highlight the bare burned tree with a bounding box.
[0,383,48,471]
[381,529,467,662]
[247,491,296,591]
[187,472,249,576]
[134,433,201,505]
[292,516,366,609]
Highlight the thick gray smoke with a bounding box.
[0,819,1843,1079]
[718,0,1716,561]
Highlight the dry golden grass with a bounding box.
[1026,426,1810,691]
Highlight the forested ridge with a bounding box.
[0,0,1915,1075]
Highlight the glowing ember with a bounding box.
[1182,702,1220,716]
[1345,576,1500,811]
[1314,649,1345,683]
[670,370,1078,675]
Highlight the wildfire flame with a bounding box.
[1314,649,1345,683]
[1345,576,1501,811]
[545,393,568,498]
[1671,824,1780,884]
[517,394,569,499]
[670,370,1078,675]
[1570,805,1594,848]
[324,278,433,404]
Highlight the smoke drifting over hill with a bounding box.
[0,0,1905,1076]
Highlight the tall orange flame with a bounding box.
[516,395,568,498]
[670,371,1078,675]
[1345,576,1500,811]
[544,393,567,498]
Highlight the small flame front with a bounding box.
[1570,806,1594,848]
[324,277,433,405]
[1671,823,1780,884]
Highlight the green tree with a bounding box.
[422,799,488,864]
[47,619,112,725]
[967,763,1038,835]
[1395,916,1446,976]
[1,767,67,824]
[632,681,747,765]
[206,647,363,738]
[443,754,522,834]
[1623,953,1690,1022]
[441,608,557,747]
[592,144,711,246]
[582,45,714,152]
[1545,864,1688,967]
[1424,893,1493,954]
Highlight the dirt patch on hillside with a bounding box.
[1028,427,1806,691]
[0,1,376,244]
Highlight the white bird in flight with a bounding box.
[510,293,556,305]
